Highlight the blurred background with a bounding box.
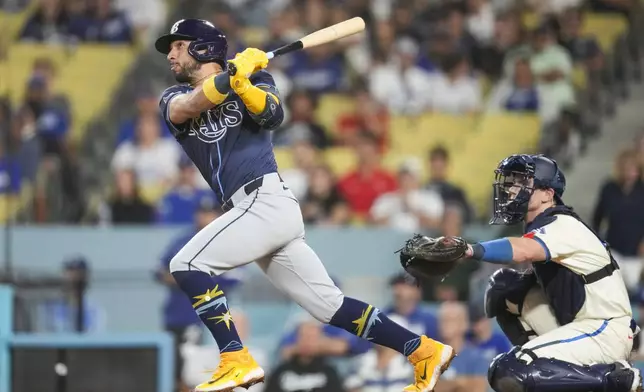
[1,0,644,391]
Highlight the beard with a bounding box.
[174,60,202,83]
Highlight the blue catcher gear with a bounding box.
[488,348,639,392]
[155,19,228,68]
[491,154,566,225]
[485,268,539,346]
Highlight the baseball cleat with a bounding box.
[194,347,265,392]
[403,335,456,392]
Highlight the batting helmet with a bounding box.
[491,154,566,225]
[155,19,228,68]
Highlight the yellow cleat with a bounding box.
[195,348,265,392]
[403,336,456,392]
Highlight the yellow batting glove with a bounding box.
[228,48,269,93]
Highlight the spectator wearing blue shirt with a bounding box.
[155,196,241,390]
[69,0,134,44]
[486,58,541,116]
[287,45,346,94]
[383,273,439,339]
[156,156,212,225]
[39,257,105,333]
[437,302,489,392]
[115,90,172,146]
[0,151,21,194]
[23,76,70,158]
[467,306,512,364]
[278,277,371,359]
[19,0,72,44]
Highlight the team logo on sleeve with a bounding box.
[188,101,243,143]
[524,227,546,238]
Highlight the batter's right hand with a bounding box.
[229,48,269,77]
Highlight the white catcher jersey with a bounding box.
[528,214,632,321]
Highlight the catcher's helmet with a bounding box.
[155,19,228,68]
[491,154,566,225]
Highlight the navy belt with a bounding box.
[221,173,284,212]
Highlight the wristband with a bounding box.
[473,238,514,264]
[203,73,230,105]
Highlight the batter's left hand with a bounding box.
[228,48,269,91]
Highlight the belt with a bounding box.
[221,173,283,212]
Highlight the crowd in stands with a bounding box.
[2,1,644,390]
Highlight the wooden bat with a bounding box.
[228,17,366,76]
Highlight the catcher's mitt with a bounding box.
[397,234,469,279]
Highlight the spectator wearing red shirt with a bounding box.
[336,84,389,152]
[338,132,397,219]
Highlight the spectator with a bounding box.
[69,0,134,44]
[10,106,41,184]
[111,114,181,189]
[104,169,154,224]
[336,83,389,150]
[23,75,70,159]
[211,3,247,57]
[31,57,71,113]
[116,90,171,146]
[425,146,473,224]
[369,37,433,115]
[0,143,21,195]
[266,320,347,392]
[472,9,530,80]
[545,108,582,168]
[592,149,644,258]
[114,0,167,44]
[370,159,444,233]
[441,3,478,57]
[301,164,350,226]
[272,91,330,149]
[279,140,320,201]
[338,132,397,219]
[278,312,370,360]
[467,306,512,363]
[39,257,105,333]
[344,315,414,392]
[383,272,439,339]
[529,23,576,124]
[466,0,495,45]
[287,45,346,94]
[156,157,212,225]
[426,52,482,114]
[557,8,604,71]
[19,0,71,43]
[486,57,542,114]
[435,302,489,392]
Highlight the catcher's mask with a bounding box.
[491,154,566,225]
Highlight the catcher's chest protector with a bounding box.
[525,206,620,326]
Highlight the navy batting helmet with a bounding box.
[155,19,228,68]
[491,154,566,225]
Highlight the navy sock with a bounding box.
[172,270,243,353]
[329,297,422,356]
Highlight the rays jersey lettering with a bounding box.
[186,101,244,143]
[158,70,280,204]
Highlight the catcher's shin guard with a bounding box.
[488,348,637,392]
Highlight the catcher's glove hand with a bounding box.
[397,234,469,279]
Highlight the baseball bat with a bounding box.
[228,17,366,76]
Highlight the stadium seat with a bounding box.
[450,113,541,217]
[324,147,357,177]
[274,147,295,171]
[582,14,628,54]
[314,93,356,136]
[572,66,588,91]
[58,45,136,142]
[389,113,477,156]
[139,183,170,205]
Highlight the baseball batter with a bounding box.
[154,19,454,392]
[460,154,640,392]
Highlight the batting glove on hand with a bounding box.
[228,48,269,93]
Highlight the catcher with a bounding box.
[399,154,642,392]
